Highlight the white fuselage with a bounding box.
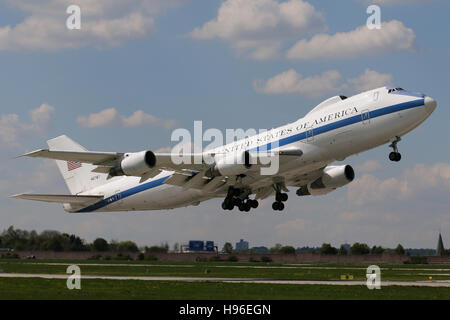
[71,87,436,213]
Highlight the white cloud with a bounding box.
[76,108,118,128]
[76,108,176,129]
[122,110,176,129]
[360,0,431,5]
[347,68,393,92]
[190,0,326,60]
[348,163,450,206]
[253,68,393,97]
[29,103,56,125]
[0,103,55,146]
[253,69,344,98]
[354,160,383,173]
[0,0,186,51]
[286,20,415,60]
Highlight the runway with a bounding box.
[1,273,450,287]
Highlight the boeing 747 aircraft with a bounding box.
[12,86,436,213]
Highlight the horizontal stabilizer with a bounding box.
[10,194,104,205]
[22,149,120,166]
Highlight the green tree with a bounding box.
[350,242,370,255]
[395,244,405,255]
[320,243,338,255]
[117,241,138,253]
[338,245,348,255]
[280,246,296,254]
[93,238,109,251]
[45,235,64,251]
[270,243,283,253]
[371,246,385,254]
[222,242,233,254]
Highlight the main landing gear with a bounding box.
[388,136,402,162]
[272,192,288,212]
[221,187,258,213]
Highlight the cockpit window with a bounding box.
[388,87,405,93]
[339,95,348,100]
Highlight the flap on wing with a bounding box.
[164,171,226,192]
[163,172,194,187]
[22,149,121,166]
[10,194,104,205]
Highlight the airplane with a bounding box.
[11,86,436,213]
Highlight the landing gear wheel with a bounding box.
[389,152,401,162]
[275,192,288,202]
[388,136,402,162]
[250,200,259,208]
[272,201,280,211]
[223,198,234,210]
[272,201,284,211]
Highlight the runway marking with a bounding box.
[1,273,450,287]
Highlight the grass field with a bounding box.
[1,278,450,300]
[1,259,450,299]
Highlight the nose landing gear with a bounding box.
[388,136,402,162]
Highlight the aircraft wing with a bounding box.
[21,149,208,180]
[10,194,104,205]
[21,143,304,185]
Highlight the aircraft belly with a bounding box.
[112,184,206,211]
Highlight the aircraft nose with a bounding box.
[424,96,437,115]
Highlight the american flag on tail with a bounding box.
[67,161,82,171]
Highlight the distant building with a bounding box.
[251,246,269,254]
[183,240,216,252]
[436,233,445,256]
[235,239,249,252]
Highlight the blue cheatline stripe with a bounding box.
[77,98,424,213]
[247,98,424,152]
[76,175,170,213]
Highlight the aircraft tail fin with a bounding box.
[47,135,108,195]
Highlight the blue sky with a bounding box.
[0,0,449,249]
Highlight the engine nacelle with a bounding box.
[110,151,156,177]
[296,165,355,196]
[211,151,252,176]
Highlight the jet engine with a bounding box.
[210,151,252,176]
[110,151,156,177]
[296,165,355,196]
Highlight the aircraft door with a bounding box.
[361,109,370,125]
[306,126,314,142]
[114,190,123,206]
